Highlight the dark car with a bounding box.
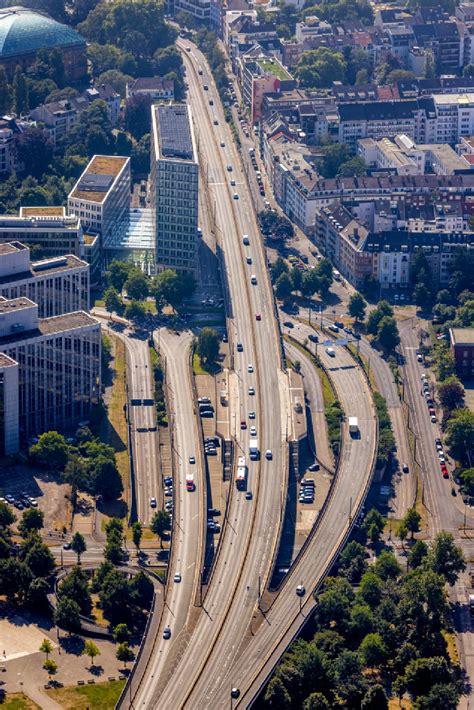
[308,334,318,343]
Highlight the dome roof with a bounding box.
[0,6,85,59]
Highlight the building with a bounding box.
[0,209,84,258]
[68,155,131,248]
[30,84,120,146]
[295,17,332,42]
[358,134,468,175]
[0,352,19,456]
[0,297,100,444]
[450,327,474,378]
[0,6,87,81]
[240,53,295,122]
[432,93,474,144]
[150,104,199,274]
[0,115,33,174]
[0,242,89,318]
[174,0,210,21]
[126,77,174,101]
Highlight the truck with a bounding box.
[469,594,474,614]
[294,398,303,413]
[186,474,195,492]
[249,438,259,460]
[236,456,248,490]
[348,417,359,435]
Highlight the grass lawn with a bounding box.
[94,299,105,308]
[285,335,336,407]
[192,353,220,375]
[0,695,40,710]
[97,336,129,518]
[47,679,125,709]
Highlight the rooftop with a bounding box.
[0,352,17,368]
[0,6,85,59]
[0,214,80,230]
[155,104,195,161]
[256,57,291,80]
[0,254,87,286]
[0,242,22,255]
[0,296,34,313]
[450,327,474,346]
[20,206,65,217]
[70,155,129,203]
[0,310,99,346]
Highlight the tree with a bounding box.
[438,376,464,412]
[104,287,122,315]
[359,632,387,668]
[54,596,81,633]
[14,127,53,179]
[152,269,194,311]
[428,531,466,586]
[264,676,292,707]
[30,47,65,87]
[124,300,146,322]
[361,684,388,709]
[39,638,53,661]
[151,510,171,548]
[30,431,69,470]
[82,640,100,667]
[366,301,393,334]
[414,283,432,310]
[303,692,330,710]
[409,539,428,569]
[414,683,460,710]
[338,541,367,583]
[373,550,400,580]
[275,272,293,301]
[13,66,29,115]
[348,292,366,322]
[318,143,351,179]
[106,260,134,292]
[116,642,135,668]
[132,521,142,551]
[339,156,367,177]
[113,623,131,644]
[124,94,152,140]
[290,266,303,294]
[377,316,400,350]
[43,659,58,676]
[197,328,220,364]
[0,66,11,114]
[71,532,86,565]
[0,501,15,529]
[386,69,416,84]
[358,571,383,607]
[19,508,44,537]
[401,656,451,697]
[24,541,55,578]
[402,507,421,539]
[271,257,289,282]
[398,521,408,547]
[296,47,347,88]
[445,408,474,466]
[92,456,123,500]
[59,566,91,615]
[125,271,149,301]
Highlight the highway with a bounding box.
[224,319,377,706]
[128,38,287,708]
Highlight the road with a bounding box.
[221,319,377,706]
[129,39,287,708]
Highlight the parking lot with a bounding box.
[0,464,71,533]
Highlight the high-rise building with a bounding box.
[0,242,89,318]
[0,297,101,444]
[150,104,199,274]
[0,352,19,456]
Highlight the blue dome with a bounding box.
[0,6,85,58]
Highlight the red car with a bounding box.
[255,313,261,321]
[441,464,448,478]
[240,420,247,430]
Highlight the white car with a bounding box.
[174,573,181,583]
[265,449,273,460]
[250,275,257,285]
[431,415,437,423]
[150,497,157,508]
[189,456,195,464]
[242,234,250,245]
[233,193,239,200]
[249,411,256,419]
[250,426,257,436]
[248,387,255,396]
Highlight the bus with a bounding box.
[236,456,247,490]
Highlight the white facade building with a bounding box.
[0,351,19,456]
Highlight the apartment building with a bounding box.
[29,84,120,146]
[432,93,474,143]
[450,327,474,378]
[0,297,100,445]
[240,53,295,122]
[0,242,89,318]
[68,155,131,248]
[0,352,19,456]
[150,104,199,274]
[0,115,33,175]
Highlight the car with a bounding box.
[14,500,24,510]
[189,456,195,464]
[328,324,339,333]
[436,443,443,451]
[174,573,181,583]
[209,100,214,105]
[222,334,228,343]
[246,256,252,264]
[248,364,254,373]
[208,508,221,516]
[185,46,191,51]
[163,627,171,640]
[164,489,173,497]
[231,689,240,699]
[308,462,320,472]
[227,165,233,172]
[354,332,361,340]
[283,321,294,328]
[442,470,449,479]
[213,119,218,125]
[233,193,239,200]
[220,140,225,147]
[296,584,305,597]
[301,478,315,487]
[334,321,344,329]
[203,84,208,90]
[245,491,253,500]
[241,420,247,429]
[230,179,236,186]
[237,342,243,352]
[344,327,353,335]
[242,234,250,245]
[429,407,436,415]
[150,497,157,508]
[326,347,336,357]
[250,426,257,436]
[249,411,255,419]
[426,398,434,406]
[265,449,273,460]
[308,334,318,343]
[441,463,448,473]
[249,386,255,395]
[439,456,446,465]
[421,373,427,381]
[435,437,442,445]
[402,464,409,473]
[431,415,437,423]
[250,274,257,285]
[164,476,173,486]
[63,542,71,550]
[417,354,423,363]
[5,494,14,503]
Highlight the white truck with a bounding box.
[249,438,259,460]
[469,593,474,614]
[348,417,359,435]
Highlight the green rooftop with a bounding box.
[256,58,291,80]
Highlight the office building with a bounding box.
[0,242,89,318]
[0,352,19,456]
[0,296,100,444]
[174,0,210,21]
[0,209,84,258]
[150,104,199,274]
[68,155,131,248]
